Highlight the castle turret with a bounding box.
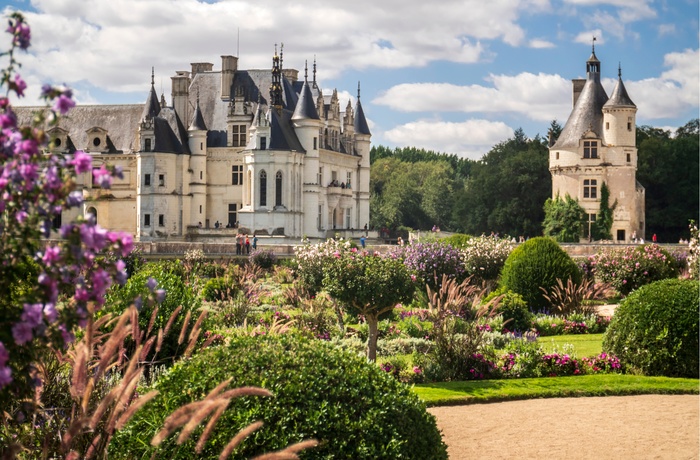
[188,96,208,227]
[139,68,160,152]
[603,64,637,148]
[353,82,371,229]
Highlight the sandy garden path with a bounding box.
[429,394,699,459]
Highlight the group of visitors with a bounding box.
[328,180,350,189]
[236,233,257,255]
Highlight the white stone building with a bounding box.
[549,44,645,242]
[21,47,371,241]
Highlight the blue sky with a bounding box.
[1,0,698,159]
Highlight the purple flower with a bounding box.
[155,289,166,304]
[0,365,11,388]
[59,324,74,346]
[146,277,158,292]
[66,190,83,207]
[53,92,75,115]
[70,151,92,174]
[115,259,127,285]
[11,75,26,97]
[21,303,44,328]
[42,245,61,266]
[12,322,33,345]
[7,19,30,50]
[92,164,112,189]
[43,303,58,323]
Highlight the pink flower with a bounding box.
[70,151,92,174]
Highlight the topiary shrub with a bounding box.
[110,334,448,459]
[602,278,699,378]
[484,289,533,332]
[498,237,581,312]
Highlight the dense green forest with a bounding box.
[369,119,699,242]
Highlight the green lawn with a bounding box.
[539,333,604,357]
[413,374,700,407]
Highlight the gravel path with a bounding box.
[429,394,699,459]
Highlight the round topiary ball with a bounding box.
[602,278,699,378]
[498,237,581,312]
[110,334,448,459]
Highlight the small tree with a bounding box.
[323,251,415,361]
[593,182,616,240]
[542,194,585,242]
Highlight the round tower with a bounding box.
[603,64,637,148]
[188,97,208,227]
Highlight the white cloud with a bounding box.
[657,23,676,37]
[623,48,699,120]
[574,30,604,45]
[383,119,514,160]
[373,72,571,122]
[529,39,556,49]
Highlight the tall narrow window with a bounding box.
[345,208,352,228]
[144,174,151,186]
[583,141,598,159]
[583,179,598,199]
[346,172,352,188]
[158,214,165,227]
[231,165,243,185]
[317,205,323,230]
[260,137,267,150]
[259,170,267,206]
[232,124,247,147]
[145,138,152,152]
[159,174,165,186]
[584,213,596,238]
[275,171,283,206]
[228,203,237,227]
[318,167,323,186]
[144,214,151,227]
[313,137,317,150]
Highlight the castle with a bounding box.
[549,44,645,242]
[20,46,371,241]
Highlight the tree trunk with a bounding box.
[366,314,379,362]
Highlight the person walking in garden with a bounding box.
[245,235,251,254]
[653,233,657,243]
[252,234,258,250]
[360,235,366,248]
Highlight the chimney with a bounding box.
[190,62,213,77]
[221,55,238,100]
[171,71,190,126]
[572,79,586,107]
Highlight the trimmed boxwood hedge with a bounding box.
[110,334,448,459]
[603,278,699,378]
[499,237,581,311]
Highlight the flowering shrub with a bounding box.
[562,319,588,334]
[590,244,678,295]
[461,235,514,282]
[294,238,356,295]
[532,314,565,336]
[248,248,277,270]
[540,353,581,376]
[688,220,699,278]
[0,13,131,406]
[581,353,622,374]
[393,241,466,293]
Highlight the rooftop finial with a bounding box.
[592,36,596,54]
[151,66,155,86]
[357,81,361,100]
[313,55,317,86]
[618,62,622,78]
[304,60,308,81]
[280,42,284,70]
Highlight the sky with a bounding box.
[1,0,698,160]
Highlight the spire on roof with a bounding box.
[270,44,283,111]
[604,63,636,108]
[353,81,371,135]
[312,55,317,88]
[304,60,308,81]
[141,67,161,121]
[292,78,319,121]
[189,87,207,131]
[587,36,600,74]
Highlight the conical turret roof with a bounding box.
[604,67,636,108]
[141,68,161,121]
[353,82,371,135]
[189,100,207,131]
[292,79,319,120]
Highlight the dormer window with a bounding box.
[86,126,108,153]
[583,140,598,159]
[47,127,69,152]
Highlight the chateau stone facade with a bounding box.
[549,45,645,242]
[19,46,371,241]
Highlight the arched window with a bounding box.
[87,207,97,224]
[275,171,283,207]
[259,170,267,206]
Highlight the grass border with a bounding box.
[413,374,700,407]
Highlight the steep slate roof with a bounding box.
[552,66,608,150]
[354,98,371,135]
[189,100,207,131]
[157,107,190,154]
[14,105,144,153]
[268,108,305,152]
[141,84,161,121]
[604,72,636,108]
[291,80,319,120]
[282,76,299,110]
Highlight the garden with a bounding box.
[0,12,698,460]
